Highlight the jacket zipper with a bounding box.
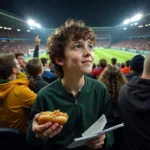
[75,98,78,104]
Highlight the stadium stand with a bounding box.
[112,38,150,51]
[94,28,112,48]
[0,9,47,57]
[111,14,150,52]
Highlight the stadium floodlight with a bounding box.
[17,29,21,31]
[138,25,143,28]
[4,27,7,29]
[8,28,11,30]
[123,19,130,25]
[27,19,41,28]
[27,30,30,32]
[27,19,36,26]
[145,24,148,26]
[0,26,2,29]
[123,28,127,30]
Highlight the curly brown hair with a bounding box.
[47,19,96,77]
[98,65,127,102]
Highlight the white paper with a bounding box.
[82,114,107,137]
[67,114,106,149]
[67,123,124,149]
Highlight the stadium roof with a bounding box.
[0,8,150,32]
[0,9,28,29]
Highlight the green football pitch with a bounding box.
[26,49,138,64]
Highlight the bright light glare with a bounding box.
[131,14,143,22]
[123,13,143,25]
[123,28,127,30]
[27,19,36,26]
[123,19,130,25]
[27,19,41,28]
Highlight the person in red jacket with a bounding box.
[120,60,130,75]
[92,58,107,79]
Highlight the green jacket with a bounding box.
[27,76,114,150]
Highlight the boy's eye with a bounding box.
[89,45,93,49]
[73,44,82,49]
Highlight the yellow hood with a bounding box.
[0,78,29,102]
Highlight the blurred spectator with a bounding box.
[120,60,130,75]
[125,55,145,81]
[26,58,48,93]
[92,58,107,78]
[118,53,150,150]
[111,58,117,66]
[120,63,125,69]
[0,54,36,132]
[14,52,27,74]
[98,65,127,150]
[98,65,127,117]
[40,58,55,80]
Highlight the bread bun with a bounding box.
[38,110,68,125]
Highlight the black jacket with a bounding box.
[125,72,140,82]
[118,76,150,150]
[33,45,39,58]
[33,76,48,93]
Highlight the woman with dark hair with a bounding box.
[26,58,48,93]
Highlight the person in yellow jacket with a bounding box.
[0,54,36,132]
[17,71,27,79]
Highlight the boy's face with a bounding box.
[17,55,25,67]
[13,59,21,75]
[60,39,94,75]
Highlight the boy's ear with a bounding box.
[54,57,64,66]
[12,67,17,74]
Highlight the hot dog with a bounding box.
[38,110,68,125]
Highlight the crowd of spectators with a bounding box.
[112,38,150,50]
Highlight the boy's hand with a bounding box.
[32,113,63,138]
[35,36,41,45]
[86,134,106,149]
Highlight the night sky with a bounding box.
[0,0,150,28]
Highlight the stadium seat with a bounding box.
[0,127,31,150]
